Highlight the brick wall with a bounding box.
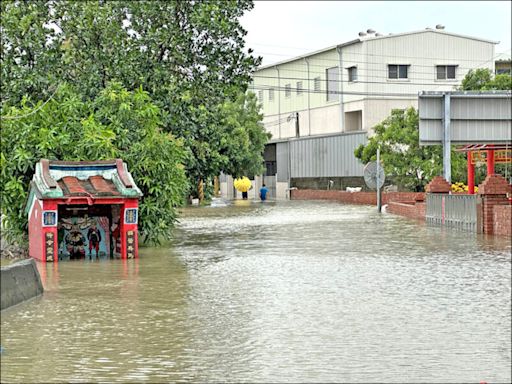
[492,205,511,237]
[387,201,426,221]
[290,189,424,206]
[478,174,511,236]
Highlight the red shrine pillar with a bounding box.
[119,199,139,259]
[467,151,475,195]
[487,145,495,175]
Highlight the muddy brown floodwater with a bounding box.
[1,200,511,383]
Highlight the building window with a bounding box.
[496,68,511,75]
[296,81,303,95]
[326,67,339,101]
[314,77,321,92]
[436,65,457,79]
[388,64,409,79]
[257,90,263,103]
[269,88,274,101]
[285,83,291,98]
[348,66,357,82]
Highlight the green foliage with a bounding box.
[219,92,270,178]
[1,0,267,242]
[460,68,512,90]
[0,0,265,192]
[354,108,466,191]
[0,83,187,245]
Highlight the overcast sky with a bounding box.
[241,1,512,66]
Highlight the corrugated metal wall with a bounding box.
[276,142,289,182]
[285,132,367,178]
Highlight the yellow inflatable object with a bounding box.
[234,177,252,192]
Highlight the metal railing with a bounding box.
[426,193,479,232]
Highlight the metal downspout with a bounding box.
[337,46,345,132]
[275,65,281,139]
[443,93,451,183]
[304,57,311,136]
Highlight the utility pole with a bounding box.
[377,147,382,213]
[295,112,300,138]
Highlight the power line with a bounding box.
[250,41,510,63]
[250,84,419,98]
[253,57,505,77]
[252,74,463,87]
[250,51,510,93]
[253,50,510,76]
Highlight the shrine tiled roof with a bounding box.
[58,176,121,197]
[28,159,142,200]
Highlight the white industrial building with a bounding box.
[221,27,500,200]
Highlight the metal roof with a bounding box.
[256,29,498,71]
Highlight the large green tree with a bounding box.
[1,0,268,197]
[354,108,466,191]
[460,68,512,91]
[1,83,188,245]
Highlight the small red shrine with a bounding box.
[26,159,143,262]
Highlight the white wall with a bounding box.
[254,29,496,141]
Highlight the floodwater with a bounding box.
[1,200,511,383]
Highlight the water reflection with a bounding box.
[1,201,511,383]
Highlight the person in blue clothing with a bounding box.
[259,183,269,201]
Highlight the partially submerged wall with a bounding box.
[1,259,43,311]
[290,189,424,205]
[387,201,426,221]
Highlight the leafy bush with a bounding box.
[0,83,187,246]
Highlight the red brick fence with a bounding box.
[290,174,511,237]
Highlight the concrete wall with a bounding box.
[1,259,44,311]
[291,177,367,191]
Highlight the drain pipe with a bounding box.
[275,65,281,139]
[304,57,311,136]
[336,46,345,132]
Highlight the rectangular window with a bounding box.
[388,64,409,79]
[285,83,291,98]
[296,81,303,95]
[497,68,511,75]
[314,77,321,92]
[269,88,274,101]
[348,66,357,82]
[436,65,457,80]
[326,67,339,101]
[257,90,263,103]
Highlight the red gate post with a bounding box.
[478,174,510,235]
[467,151,475,195]
[487,145,495,175]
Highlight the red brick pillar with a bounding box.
[425,176,451,224]
[425,176,451,194]
[478,174,510,235]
